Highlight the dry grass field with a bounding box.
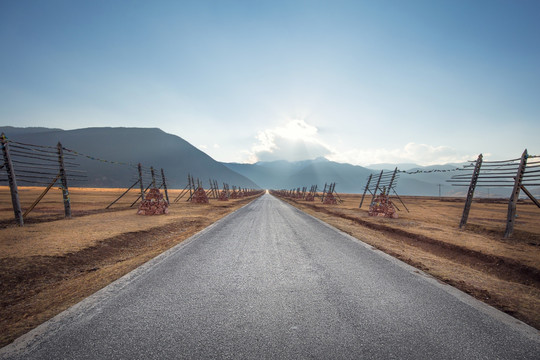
[0,186,263,347]
[274,192,540,332]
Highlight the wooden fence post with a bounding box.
[151,167,156,188]
[161,168,169,204]
[57,142,71,218]
[209,178,216,199]
[459,154,483,229]
[387,167,398,195]
[1,133,23,226]
[504,149,528,238]
[138,163,145,201]
[359,174,372,208]
[370,170,384,206]
[321,183,327,202]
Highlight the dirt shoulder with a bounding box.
[274,192,540,332]
[0,187,263,348]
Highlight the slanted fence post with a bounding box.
[138,163,145,201]
[504,149,528,238]
[370,170,384,206]
[321,183,327,202]
[57,142,71,218]
[1,133,23,226]
[161,168,169,204]
[359,174,372,208]
[387,167,398,195]
[459,154,483,229]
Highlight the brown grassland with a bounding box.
[0,186,263,347]
[274,192,540,333]
[1,187,539,347]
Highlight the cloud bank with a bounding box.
[247,119,473,166]
[248,119,332,162]
[328,143,473,166]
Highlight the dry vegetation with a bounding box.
[274,192,540,332]
[0,186,262,347]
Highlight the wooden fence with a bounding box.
[0,133,167,226]
[448,149,540,237]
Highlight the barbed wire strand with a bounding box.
[62,147,140,168]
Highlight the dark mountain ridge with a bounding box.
[0,126,259,189]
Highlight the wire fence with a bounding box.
[357,167,409,212]
[448,153,540,188]
[1,132,262,226]
[7,140,87,186]
[0,133,165,226]
[443,149,540,237]
[334,150,538,237]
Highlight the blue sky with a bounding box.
[1,0,539,165]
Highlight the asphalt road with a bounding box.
[2,193,539,359]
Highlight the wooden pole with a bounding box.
[151,167,156,188]
[138,163,145,201]
[209,179,216,198]
[161,168,169,204]
[174,183,190,203]
[106,179,139,209]
[387,167,398,196]
[188,174,193,199]
[520,185,540,208]
[131,181,152,207]
[1,133,23,226]
[459,154,483,229]
[370,170,384,207]
[504,149,528,238]
[391,188,409,213]
[187,175,196,201]
[360,174,373,208]
[57,142,71,218]
[24,174,60,217]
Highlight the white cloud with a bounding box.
[327,142,473,166]
[248,119,333,162]
[246,119,472,166]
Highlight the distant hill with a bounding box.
[225,159,517,197]
[0,126,259,189]
[0,126,62,136]
[226,159,372,194]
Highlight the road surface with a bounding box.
[1,193,539,359]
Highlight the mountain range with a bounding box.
[224,159,476,197]
[0,126,521,197]
[0,126,258,189]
